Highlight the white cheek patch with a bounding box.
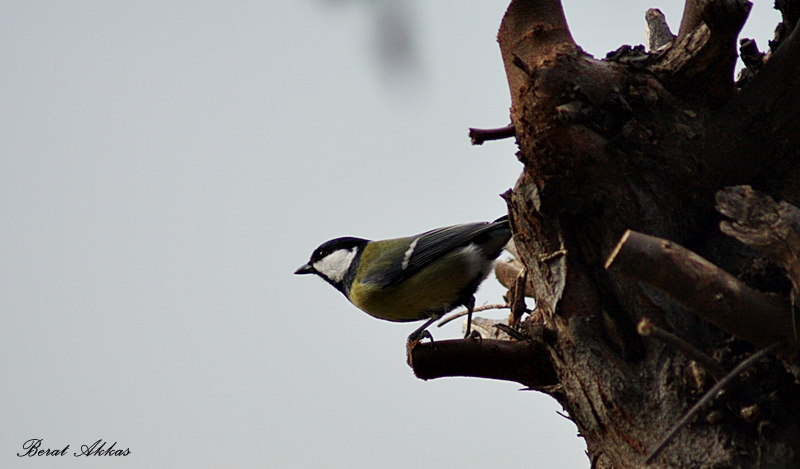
[313,247,358,283]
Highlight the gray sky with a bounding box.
[1,1,779,468]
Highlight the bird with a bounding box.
[295,215,512,341]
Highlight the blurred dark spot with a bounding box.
[316,0,423,84]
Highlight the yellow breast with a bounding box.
[347,245,485,322]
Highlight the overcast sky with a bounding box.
[1,1,780,468]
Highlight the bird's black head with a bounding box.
[295,237,369,292]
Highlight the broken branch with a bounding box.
[468,124,516,145]
[638,318,727,380]
[606,230,796,348]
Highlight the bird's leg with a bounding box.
[407,316,438,343]
[464,296,481,339]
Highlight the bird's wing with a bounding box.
[404,223,490,268]
[374,217,508,288]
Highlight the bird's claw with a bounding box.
[408,329,434,345]
[465,329,482,340]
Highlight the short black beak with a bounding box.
[294,263,315,275]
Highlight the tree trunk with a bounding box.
[409,1,800,467]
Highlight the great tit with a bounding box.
[295,215,511,340]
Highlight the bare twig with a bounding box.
[606,230,796,348]
[645,342,784,464]
[638,318,727,380]
[468,125,516,145]
[555,410,574,421]
[437,303,508,327]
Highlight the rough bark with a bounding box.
[409,0,800,467]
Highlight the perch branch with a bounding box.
[468,125,516,145]
[645,342,784,464]
[638,318,727,380]
[605,230,796,348]
[408,339,557,387]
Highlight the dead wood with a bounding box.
[606,229,796,348]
